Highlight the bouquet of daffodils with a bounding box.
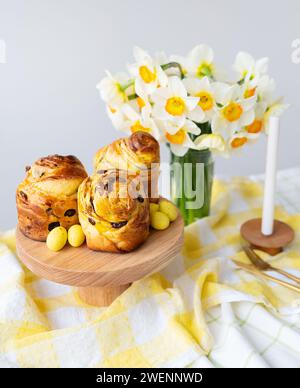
[97,45,288,157]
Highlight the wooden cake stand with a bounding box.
[16,212,184,307]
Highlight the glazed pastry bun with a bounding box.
[78,170,150,252]
[93,131,160,202]
[16,154,88,241]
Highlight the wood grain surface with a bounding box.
[16,209,184,288]
[240,218,295,255]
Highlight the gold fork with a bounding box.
[234,260,300,294]
[243,246,300,284]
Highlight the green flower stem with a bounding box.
[121,80,135,91]
[195,121,212,136]
[170,148,214,226]
[128,93,138,100]
[161,62,185,79]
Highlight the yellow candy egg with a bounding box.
[150,211,170,230]
[159,200,178,222]
[150,203,159,215]
[68,224,86,247]
[46,226,68,252]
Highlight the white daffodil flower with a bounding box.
[241,76,260,100]
[234,52,269,85]
[211,83,256,137]
[152,76,203,133]
[245,98,289,135]
[98,46,288,158]
[123,83,151,117]
[128,47,168,96]
[119,103,160,139]
[106,106,126,131]
[194,133,226,153]
[163,119,201,157]
[229,131,255,151]
[244,102,267,135]
[183,76,217,123]
[105,92,151,133]
[239,57,275,101]
[185,45,216,79]
[263,99,289,134]
[97,71,130,109]
[256,75,276,105]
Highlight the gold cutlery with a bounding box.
[243,246,300,284]
[234,260,300,294]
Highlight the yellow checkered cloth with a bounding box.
[1,177,300,368]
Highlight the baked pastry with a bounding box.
[78,170,150,252]
[78,131,160,252]
[16,154,88,241]
[93,131,160,202]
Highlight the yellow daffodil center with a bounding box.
[197,63,213,78]
[166,129,186,145]
[246,119,263,134]
[223,102,243,122]
[196,91,214,111]
[165,97,185,116]
[244,87,256,98]
[139,66,156,84]
[137,97,146,109]
[131,121,151,133]
[231,137,248,148]
[109,106,116,113]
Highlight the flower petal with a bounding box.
[170,143,189,157]
[157,65,169,87]
[255,57,269,75]
[135,78,150,99]
[185,119,201,135]
[151,87,171,103]
[211,82,231,105]
[189,44,214,66]
[211,113,225,133]
[187,106,205,123]
[194,134,226,152]
[133,46,150,63]
[168,115,186,128]
[185,96,200,112]
[163,121,181,135]
[228,120,240,133]
[240,109,255,126]
[152,104,169,120]
[183,76,201,95]
[168,76,187,97]
[155,50,168,65]
[241,96,256,111]
[234,51,254,74]
[122,103,140,121]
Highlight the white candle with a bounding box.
[261,116,280,236]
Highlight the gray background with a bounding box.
[0,0,299,229]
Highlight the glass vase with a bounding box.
[170,148,214,226]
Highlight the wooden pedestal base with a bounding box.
[78,284,131,307]
[15,200,184,307]
[240,218,295,256]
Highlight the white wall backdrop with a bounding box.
[0,0,299,229]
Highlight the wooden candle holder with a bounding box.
[16,207,184,307]
[240,218,295,256]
